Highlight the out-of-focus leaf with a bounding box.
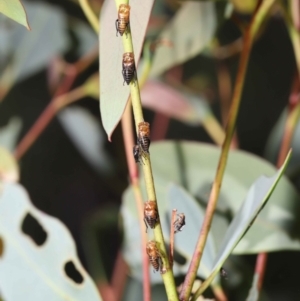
[141,80,210,124]
[99,0,154,140]
[229,0,258,13]
[207,156,290,287]
[121,142,300,284]
[0,1,69,96]
[0,182,102,301]
[0,116,22,152]
[0,147,19,183]
[71,19,97,56]
[0,0,29,29]
[264,107,300,175]
[58,106,114,175]
[150,2,217,76]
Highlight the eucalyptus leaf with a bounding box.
[0,116,22,152]
[121,141,300,284]
[150,2,217,76]
[0,183,102,301]
[211,154,290,275]
[99,0,154,139]
[0,1,69,90]
[0,147,19,183]
[0,0,29,29]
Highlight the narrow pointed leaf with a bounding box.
[99,0,154,139]
[0,0,29,29]
[209,152,291,279]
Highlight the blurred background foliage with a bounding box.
[0,0,300,300]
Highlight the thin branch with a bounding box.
[169,209,177,268]
[121,100,151,301]
[78,0,99,33]
[179,1,276,300]
[114,0,179,299]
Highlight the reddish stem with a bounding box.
[111,252,129,301]
[169,209,177,268]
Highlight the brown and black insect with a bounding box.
[122,52,136,85]
[174,213,185,233]
[144,201,159,231]
[137,121,150,154]
[133,144,142,164]
[116,4,130,37]
[146,241,163,273]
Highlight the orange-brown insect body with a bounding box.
[116,4,130,37]
[122,52,136,85]
[138,122,150,153]
[144,201,159,231]
[146,241,163,272]
[174,213,185,233]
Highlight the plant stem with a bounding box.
[121,100,151,301]
[179,1,275,300]
[169,209,177,268]
[78,0,99,33]
[114,0,178,299]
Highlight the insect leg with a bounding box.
[143,217,148,233]
[115,20,119,36]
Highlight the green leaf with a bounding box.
[203,154,290,291]
[0,0,29,29]
[0,1,69,97]
[150,2,217,76]
[121,141,300,284]
[99,0,154,140]
[0,147,19,183]
[0,183,102,301]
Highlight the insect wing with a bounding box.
[100,0,155,140]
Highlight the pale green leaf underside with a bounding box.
[121,141,299,284]
[0,0,29,29]
[99,0,154,139]
[0,183,102,301]
[210,152,290,277]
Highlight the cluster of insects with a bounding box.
[116,4,186,276]
[116,4,136,86]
